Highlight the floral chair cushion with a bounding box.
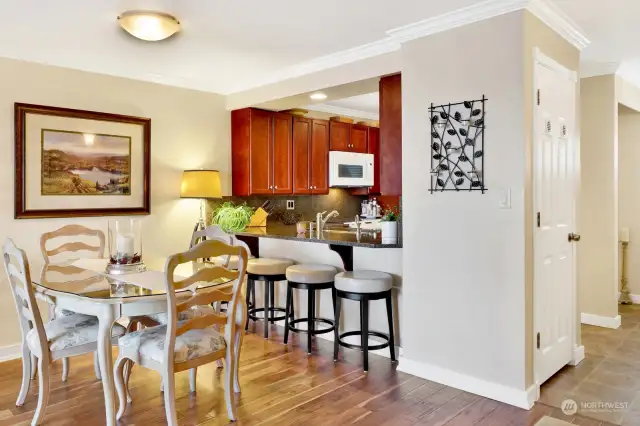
[118,322,226,364]
[27,314,126,353]
[146,305,216,324]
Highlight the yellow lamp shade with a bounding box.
[180,170,222,199]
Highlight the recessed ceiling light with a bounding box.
[118,11,181,42]
[309,92,327,101]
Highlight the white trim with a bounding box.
[526,0,589,50]
[569,345,585,366]
[397,357,537,409]
[304,104,380,121]
[580,313,621,329]
[580,62,621,79]
[227,0,589,94]
[534,48,578,82]
[0,343,21,362]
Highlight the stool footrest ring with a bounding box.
[288,317,335,335]
[337,330,390,351]
[248,306,288,323]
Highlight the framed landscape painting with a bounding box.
[15,103,151,219]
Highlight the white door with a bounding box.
[533,50,578,385]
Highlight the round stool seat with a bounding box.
[247,258,293,276]
[286,264,337,284]
[335,271,392,293]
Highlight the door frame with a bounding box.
[532,47,582,391]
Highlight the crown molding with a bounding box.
[304,104,379,121]
[526,0,590,50]
[229,0,589,94]
[580,61,620,78]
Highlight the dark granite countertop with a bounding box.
[235,224,402,248]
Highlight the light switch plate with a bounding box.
[286,200,295,210]
[499,189,511,209]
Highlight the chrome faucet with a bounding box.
[316,210,340,231]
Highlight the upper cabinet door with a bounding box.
[249,109,273,195]
[272,112,293,194]
[329,121,350,151]
[368,127,381,194]
[311,119,330,195]
[292,117,311,194]
[350,124,368,153]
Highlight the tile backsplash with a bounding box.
[206,188,365,225]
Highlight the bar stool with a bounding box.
[283,264,337,354]
[246,257,294,338]
[333,271,395,372]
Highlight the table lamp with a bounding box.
[180,169,222,233]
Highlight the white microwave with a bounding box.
[329,151,374,187]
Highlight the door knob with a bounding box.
[568,233,581,242]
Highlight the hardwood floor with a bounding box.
[0,322,615,425]
[540,305,640,426]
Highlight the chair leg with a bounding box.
[32,357,50,425]
[30,353,37,380]
[283,285,292,345]
[16,341,31,407]
[362,299,369,372]
[263,281,270,339]
[224,347,238,421]
[113,356,129,420]
[162,371,178,426]
[189,368,197,393]
[245,279,253,331]
[91,351,101,380]
[123,360,133,403]
[333,293,342,361]
[307,289,315,355]
[233,324,243,394]
[61,358,69,382]
[385,292,396,362]
[214,301,224,368]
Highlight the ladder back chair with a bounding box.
[3,239,126,426]
[39,224,106,382]
[113,239,248,424]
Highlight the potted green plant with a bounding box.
[210,202,255,233]
[381,207,399,242]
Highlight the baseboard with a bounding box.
[617,292,640,304]
[580,313,621,329]
[0,344,21,363]
[569,345,585,366]
[397,357,537,409]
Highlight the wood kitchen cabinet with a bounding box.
[379,73,402,195]
[350,124,368,153]
[350,126,380,196]
[329,121,350,151]
[231,108,293,196]
[292,117,329,195]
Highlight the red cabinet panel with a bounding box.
[379,74,402,196]
[311,119,330,195]
[292,117,311,194]
[329,121,350,151]
[350,124,368,153]
[272,113,293,194]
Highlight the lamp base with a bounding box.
[106,262,147,275]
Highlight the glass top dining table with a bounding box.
[30,258,234,426]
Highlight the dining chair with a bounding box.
[113,239,248,424]
[39,224,105,382]
[3,238,126,426]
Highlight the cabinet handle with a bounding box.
[274,185,278,190]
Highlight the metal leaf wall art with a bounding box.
[430,96,487,193]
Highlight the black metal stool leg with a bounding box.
[362,299,369,372]
[263,280,270,339]
[333,291,341,361]
[284,284,292,344]
[269,281,276,324]
[307,289,315,354]
[245,279,254,331]
[385,291,396,362]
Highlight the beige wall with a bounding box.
[523,11,581,387]
[618,105,640,294]
[0,57,230,349]
[579,75,619,319]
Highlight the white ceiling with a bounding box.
[1,0,639,94]
[323,93,380,114]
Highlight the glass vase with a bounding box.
[106,219,146,274]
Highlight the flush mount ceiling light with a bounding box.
[117,11,181,41]
[309,92,327,101]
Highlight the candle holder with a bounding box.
[106,219,146,275]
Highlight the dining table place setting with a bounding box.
[3,219,250,426]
